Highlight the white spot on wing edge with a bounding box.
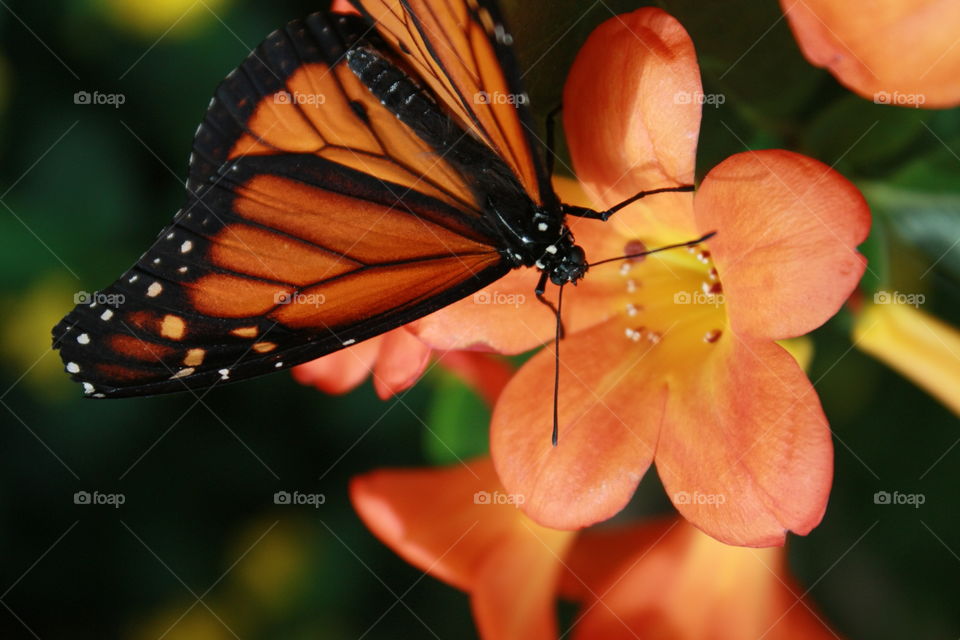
[77,333,90,345]
[342,339,356,346]
[147,282,163,298]
[170,367,195,380]
[66,362,80,374]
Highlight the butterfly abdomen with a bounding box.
[346,47,484,171]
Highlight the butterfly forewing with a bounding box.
[351,0,552,207]
[53,11,517,398]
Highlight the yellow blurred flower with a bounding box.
[129,606,233,640]
[779,336,815,373]
[1,276,76,396]
[101,0,230,38]
[230,518,313,612]
[854,301,960,415]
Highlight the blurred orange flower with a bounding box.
[560,518,840,640]
[781,0,960,108]
[351,458,574,640]
[351,459,840,640]
[484,8,871,546]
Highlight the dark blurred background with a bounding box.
[0,0,958,638]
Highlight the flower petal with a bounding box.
[656,338,833,546]
[472,522,573,640]
[350,459,573,640]
[563,519,840,639]
[371,329,432,399]
[782,0,960,108]
[413,266,614,357]
[330,0,360,15]
[491,320,663,530]
[436,351,515,407]
[854,301,960,415]
[696,150,870,340]
[291,336,381,395]
[412,268,556,354]
[563,8,701,216]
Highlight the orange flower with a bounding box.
[293,327,514,401]
[485,8,871,546]
[351,459,840,640]
[330,0,359,15]
[560,518,840,639]
[781,0,960,108]
[351,458,574,640]
[292,328,432,399]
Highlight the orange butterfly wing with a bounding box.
[351,0,551,206]
[53,12,511,397]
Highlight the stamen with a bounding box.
[704,329,722,343]
[624,239,647,262]
[701,281,723,295]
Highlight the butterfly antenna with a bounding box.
[588,231,717,268]
[551,284,564,447]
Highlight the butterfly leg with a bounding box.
[563,184,695,221]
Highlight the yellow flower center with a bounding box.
[612,237,727,364]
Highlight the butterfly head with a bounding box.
[545,237,588,286]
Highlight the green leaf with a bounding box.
[803,96,930,175]
[860,182,960,282]
[422,372,490,465]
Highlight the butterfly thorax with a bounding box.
[495,202,587,286]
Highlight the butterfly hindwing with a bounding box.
[53,11,513,398]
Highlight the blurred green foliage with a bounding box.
[0,0,958,638]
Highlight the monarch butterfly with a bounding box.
[53,0,704,440]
